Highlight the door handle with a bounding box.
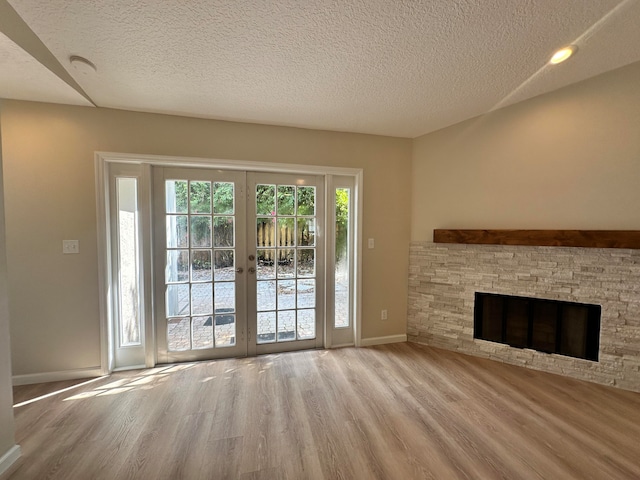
[248,254,255,261]
[248,267,256,274]
[236,267,244,274]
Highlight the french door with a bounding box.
[247,172,324,355]
[154,168,247,362]
[154,168,324,363]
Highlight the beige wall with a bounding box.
[0,113,18,466]
[0,100,412,376]
[412,61,640,241]
[10,54,637,379]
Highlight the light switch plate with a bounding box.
[368,238,375,249]
[63,240,79,254]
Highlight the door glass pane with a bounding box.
[277,280,296,310]
[191,216,212,247]
[190,181,211,213]
[257,312,276,343]
[166,284,189,317]
[192,316,213,349]
[215,282,235,313]
[298,309,315,339]
[297,218,315,246]
[214,217,234,247]
[191,283,213,315]
[256,184,276,216]
[257,249,275,279]
[276,248,295,278]
[191,250,212,282]
[277,186,295,215]
[168,317,190,351]
[297,279,315,308]
[166,250,189,283]
[277,311,296,341]
[215,314,236,347]
[257,218,275,247]
[297,187,315,215]
[277,218,295,246]
[214,250,234,281]
[297,249,315,277]
[257,280,276,311]
[166,180,188,213]
[116,177,141,346]
[335,188,350,328]
[214,182,234,214]
[167,215,188,248]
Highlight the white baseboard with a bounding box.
[0,445,21,477]
[112,364,146,372]
[360,334,407,347]
[12,367,104,386]
[331,342,355,349]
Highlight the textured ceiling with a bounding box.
[0,32,91,106]
[3,0,640,137]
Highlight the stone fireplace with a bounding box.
[407,242,640,392]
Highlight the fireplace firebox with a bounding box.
[474,292,601,361]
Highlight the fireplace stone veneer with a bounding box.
[407,242,640,392]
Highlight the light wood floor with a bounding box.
[4,343,640,479]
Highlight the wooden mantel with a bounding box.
[433,230,640,249]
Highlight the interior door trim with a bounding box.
[96,152,363,373]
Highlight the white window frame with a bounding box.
[325,175,356,348]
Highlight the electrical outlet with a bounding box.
[381,309,388,320]
[63,240,80,254]
[368,238,375,249]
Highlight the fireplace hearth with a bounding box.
[474,292,601,361]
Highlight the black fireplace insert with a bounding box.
[474,292,601,361]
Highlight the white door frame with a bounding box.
[95,152,363,374]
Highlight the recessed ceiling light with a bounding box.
[69,55,97,74]
[549,45,577,65]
